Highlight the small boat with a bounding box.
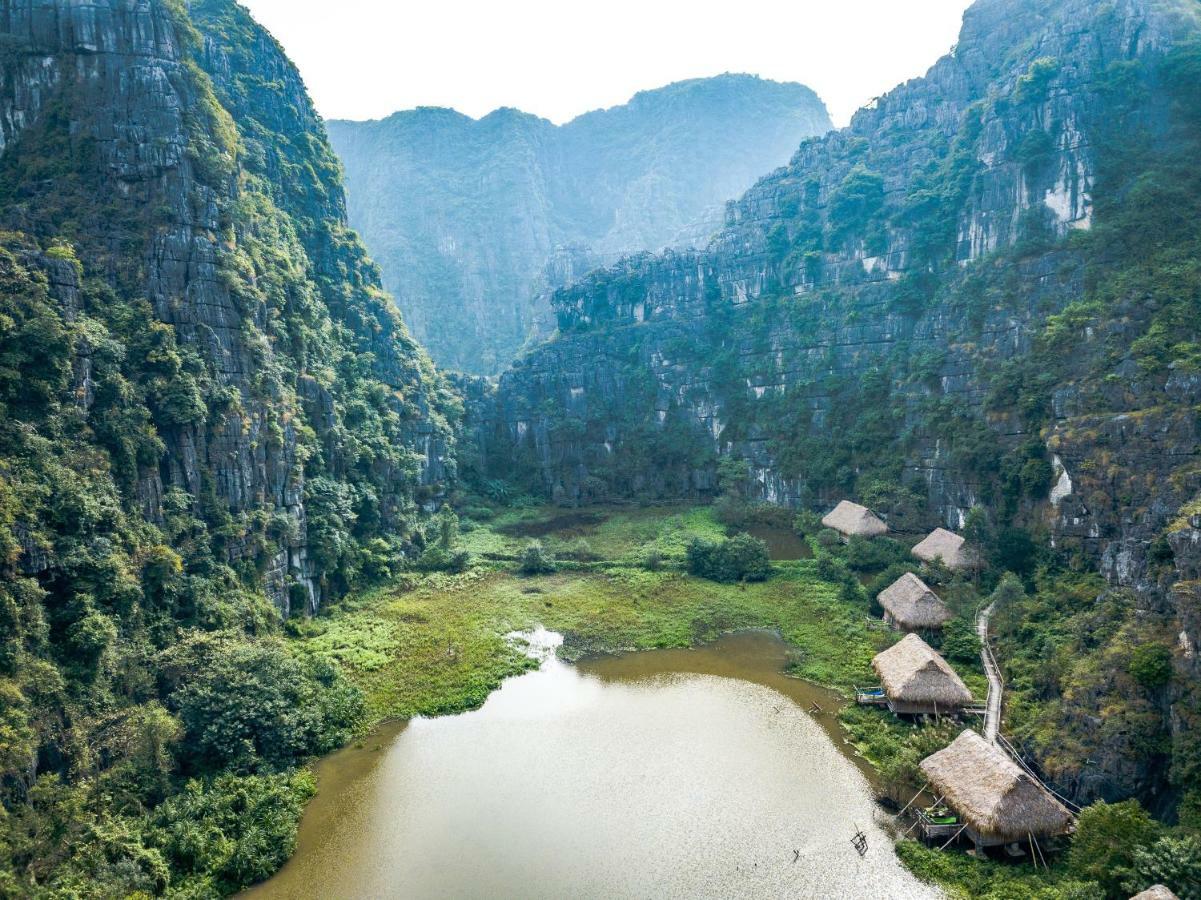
[850,826,869,857]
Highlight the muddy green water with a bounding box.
[244,632,938,899]
[741,524,814,560]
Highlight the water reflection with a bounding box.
[244,632,938,899]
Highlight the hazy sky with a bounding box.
[239,0,974,127]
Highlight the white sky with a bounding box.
[239,0,974,127]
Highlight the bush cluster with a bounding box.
[685,533,771,583]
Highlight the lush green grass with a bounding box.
[458,502,728,564]
[897,841,1096,899]
[294,559,891,722]
[289,504,901,723]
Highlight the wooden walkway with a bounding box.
[976,602,1003,744]
[975,598,1083,816]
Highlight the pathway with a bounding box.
[976,602,1003,744]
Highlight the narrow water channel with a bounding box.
[244,631,938,899]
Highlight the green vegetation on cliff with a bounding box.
[0,0,456,895]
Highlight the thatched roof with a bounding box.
[912,528,975,570]
[872,634,972,706]
[920,730,1074,842]
[822,501,888,538]
[878,572,952,629]
[1130,887,1180,900]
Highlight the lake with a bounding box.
[244,631,938,899]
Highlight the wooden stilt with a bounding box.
[1031,834,1049,870]
[901,794,943,838]
[893,782,929,821]
[938,824,968,851]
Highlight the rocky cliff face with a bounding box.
[327,75,832,374]
[481,0,1201,806]
[0,0,455,615]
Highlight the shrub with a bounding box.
[815,528,842,551]
[685,533,771,583]
[1070,800,1162,897]
[939,617,982,664]
[170,641,364,773]
[792,510,822,537]
[712,493,749,528]
[1128,643,1174,690]
[518,541,557,576]
[815,554,853,586]
[843,536,909,572]
[1125,834,1201,899]
[434,507,460,549]
[640,546,662,571]
[148,770,317,896]
[414,546,471,574]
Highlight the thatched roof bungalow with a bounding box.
[871,634,972,715]
[878,572,952,631]
[822,501,888,539]
[1130,887,1180,900]
[913,528,976,571]
[919,730,1074,847]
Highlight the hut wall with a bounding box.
[888,700,964,716]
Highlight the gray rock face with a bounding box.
[328,75,832,374]
[479,0,1201,802]
[0,0,453,614]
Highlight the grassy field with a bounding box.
[290,504,894,722]
[457,503,727,564]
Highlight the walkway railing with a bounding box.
[975,601,1003,744]
[975,598,1082,816]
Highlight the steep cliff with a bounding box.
[0,0,454,616]
[482,0,1201,808]
[0,1,455,893]
[328,75,832,374]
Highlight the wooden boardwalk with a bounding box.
[975,599,1083,816]
[976,602,1003,744]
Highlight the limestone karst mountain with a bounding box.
[0,1,456,889]
[4,0,1201,896]
[477,0,1201,807]
[327,75,832,373]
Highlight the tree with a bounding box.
[436,506,460,550]
[940,618,982,665]
[686,534,770,583]
[1069,800,1162,897]
[149,770,316,896]
[716,457,750,500]
[1126,834,1201,900]
[1129,643,1174,690]
[989,572,1027,609]
[170,641,363,773]
[962,507,993,561]
[993,526,1039,576]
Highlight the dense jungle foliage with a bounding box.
[0,0,457,894]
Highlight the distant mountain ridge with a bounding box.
[328,74,832,373]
